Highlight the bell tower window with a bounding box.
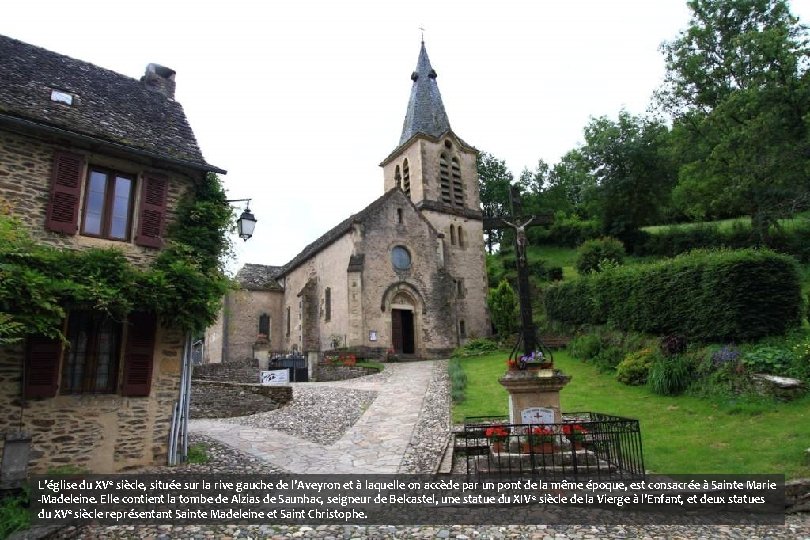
[451,157,464,206]
[402,159,411,197]
[439,153,451,204]
[395,165,402,190]
[449,225,456,245]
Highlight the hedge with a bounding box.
[544,249,803,342]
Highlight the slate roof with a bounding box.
[278,190,408,278]
[398,41,451,146]
[236,264,283,291]
[0,34,223,173]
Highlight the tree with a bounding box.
[548,149,600,219]
[487,279,519,338]
[659,0,810,238]
[581,112,678,244]
[478,152,514,253]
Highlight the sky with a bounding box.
[4,0,809,271]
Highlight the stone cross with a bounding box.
[483,186,552,356]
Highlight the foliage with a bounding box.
[659,0,810,238]
[0,173,233,343]
[616,348,658,386]
[575,237,626,274]
[580,112,679,245]
[478,152,514,253]
[711,345,742,369]
[648,354,694,395]
[562,424,588,441]
[568,333,602,361]
[487,280,519,338]
[546,248,803,342]
[534,213,601,247]
[742,345,794,375]
[0,488,30,538]
[448,358,467,403]
[186,443,210,464]
[451,338,499,358]
[484,425,509,442]
[591,345,625,372]
[660,335,687,357]
[527,426,554,444]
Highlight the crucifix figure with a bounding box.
[483,186,553,356]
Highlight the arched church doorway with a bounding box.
[390,292,416,355]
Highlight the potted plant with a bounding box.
[523,426,555,454]
[484,425,509,454]
[506,358,519,371]
[562,423,588,450]
[519,350,553,370]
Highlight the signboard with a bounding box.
[521,407,554,426]
[260,369,289,385]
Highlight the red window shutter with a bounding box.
[24,336,62,398]
[121,312,157,397]
[45,152,84,234]
[134,173,168,248]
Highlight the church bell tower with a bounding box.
[380,41,489,345]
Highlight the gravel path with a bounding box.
[51,361,810,539]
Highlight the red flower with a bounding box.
[484,426,509,442]
[562,424,588,441]
[527,426,554,443]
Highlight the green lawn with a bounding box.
[453,350,810,478]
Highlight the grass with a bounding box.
[0,488,29,539]
[186,443,210,464]
[452,350,810,478]
[357,360,384,372]
[643,215,810,234]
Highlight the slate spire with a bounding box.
[398,41,451,145]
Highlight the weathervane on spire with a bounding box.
[419,26,426,42]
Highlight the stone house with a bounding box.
[209,42,489,361]
[0,35,224,473]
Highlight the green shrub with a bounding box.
[789,339,810,381]
[448,358,467,403]
[0,488,30,538]
[575,237,626,275]
[535,214,601,247]
[546,249,803,342]
[451,338,499,358]
[186,443,210,464]
[742,346,795,375]
[569,333,601,360]
[487,280,519,338]
[616,348,657,385]
[648,355,693,395]
[592,345,624,372]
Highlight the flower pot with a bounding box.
[570,440,583,451]
[522,442,554,454]
[491,441,507,454]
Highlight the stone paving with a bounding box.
[189,361,435,473]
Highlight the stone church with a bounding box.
[207,42,489,361]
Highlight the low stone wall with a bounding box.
[190,380,292,419]
[314,365,379,382]
[193,359,261,384]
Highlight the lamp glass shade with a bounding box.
[237,208,257,240]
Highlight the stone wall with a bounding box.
[220,289,284,363]
[314,365,379,382]
[190,380,292,419]
[192,358,262,384]
[0,326,182,473]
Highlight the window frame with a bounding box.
[61,310,123,395]
[80,166,135,241]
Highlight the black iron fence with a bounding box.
[461,412,644,480]
[269,353,308,382]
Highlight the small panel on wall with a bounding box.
[369,330,378,342]
[521,407,554,426]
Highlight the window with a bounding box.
[286,307,291,337]
[395,165,402,190]
[391,246,411,270]
[458,226,465,248]
[259,313,270,337]
[402,159,411,196]
[45,152,169,248]
[459,320,467,340]
[82,168,134,240]
[451,157,464,206]
[450,225,456,246]
[61,311,122,394]
[439,153,451,204]
[456,278,465,298]
[24,311,155,398]
[397,208,403,224]
[324,288,332,321]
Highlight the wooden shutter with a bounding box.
[24,336,62,398]
[121,312,157,397]
[45,152,84,234]
[134,173,168,248]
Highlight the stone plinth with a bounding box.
[498,369,572,424]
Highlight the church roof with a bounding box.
[278,189,406,278]
[0,34,223,173]
[398,41,451,146]
[236,264,284,291]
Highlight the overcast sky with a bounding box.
[4,1,809,271]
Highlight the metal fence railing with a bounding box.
[461,412,644,480]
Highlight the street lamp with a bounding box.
[226,199,257,241]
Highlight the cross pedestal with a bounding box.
[499,369,571,425]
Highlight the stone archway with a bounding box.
[381,282,424,357]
